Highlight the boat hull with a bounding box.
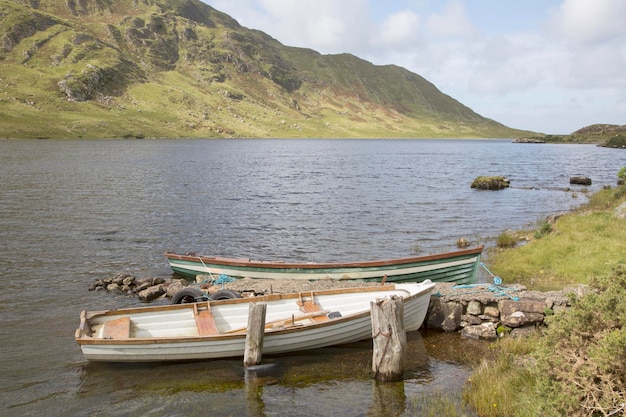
[165,246,483,285]
[76,282,434,362]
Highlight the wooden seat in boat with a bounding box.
[102,316,131,339]
[195,304,219,336]
[297,292,329,322]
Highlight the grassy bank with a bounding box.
[487,183,626,291]
[465,180,626,416]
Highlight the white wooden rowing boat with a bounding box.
[75,281,435,362]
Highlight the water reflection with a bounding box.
[369,381,406,417]
[70,331,477,416]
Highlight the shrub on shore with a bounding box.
[465,262,626,417]
[533,262,626,416]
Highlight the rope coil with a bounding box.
[448,263,520,301]
[214,274,235,287]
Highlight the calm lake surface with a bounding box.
[1,138,623,416]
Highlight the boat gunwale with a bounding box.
[75,283,434,346]
[164,246,484,270]
[83,284,412,319]
[76,309,374,345]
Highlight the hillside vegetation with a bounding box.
[0,0,533,139]
[520,124,626,146]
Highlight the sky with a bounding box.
[201,0,626,134]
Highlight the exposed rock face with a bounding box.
[58,60,144,102]
[64,0,113,16]
[1,10,62,52]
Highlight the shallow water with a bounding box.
[0,138,622,416]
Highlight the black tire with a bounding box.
[171,288,205,304]
[211,289,242,300]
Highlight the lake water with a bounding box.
[0,138,623,416]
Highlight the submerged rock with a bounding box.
[461,322,497,340]
[570,176,592,185]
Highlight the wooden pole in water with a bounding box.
[244,302,267,367]
[371,295,406,381]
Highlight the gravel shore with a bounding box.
[218,278,575,305]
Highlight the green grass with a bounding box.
[464,337,545,417]
[405,391,475,416]
[487,185,626,291]
[495,230,519,248]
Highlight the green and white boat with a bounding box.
[165,246,483,285]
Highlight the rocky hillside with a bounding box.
[573,124,626,136]
[0,0,534,139]
[519,124,626,146]
[573,124,626,147]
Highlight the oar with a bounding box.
[225,310,331,334]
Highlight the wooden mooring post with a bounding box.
[244,302,267,367]
[371,295,406,381]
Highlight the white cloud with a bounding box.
[564,43,626,89]
[425,1,476,38]
[554,0,626,44]
[407,0,626,132]
[213,0,373,53]
[545,0,626,92]
[374,11,422,48]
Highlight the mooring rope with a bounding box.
[196,256,217,282]
[447,263,520,301]
[450,282,520,301]
[214,274,235,288]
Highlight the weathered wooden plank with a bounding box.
[298,292,329,322]
[195,303,219,336]
[226,310,330,334]
[102,316,131,339]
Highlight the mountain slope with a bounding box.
[0,0,534,139]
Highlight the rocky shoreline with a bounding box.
[427,282,576,339]
[91,274,579,340]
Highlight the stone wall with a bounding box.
[425,283,582,339]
